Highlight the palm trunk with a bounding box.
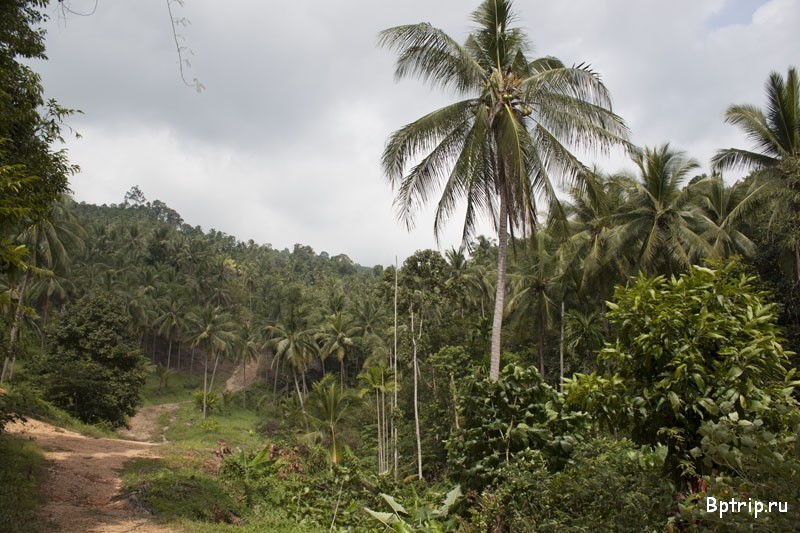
[208,351,222,392]
[242,356,247,409]
[538,313,546,377]
[293,369,308,432]
[166,335,173,369]
[411,308,423,480]
[490,194,508,382]
[2,268,33,383]
[559,300,565,393]
[203,348,210,419]
[376,388,382,472]
[450,374,460,431]
[392,256,399,480]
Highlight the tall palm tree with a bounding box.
[692,174,760,259]
[189,305,236,419]
[153,296,187,369]
[318,312,357,386]
[712,67,800,279]
[2,195,85,382]
[234,321,262,409]
[380,0,629,381]
[267,321,317,420]
[560,169,628,302]
[305,376,358,466]
[616,144,713,274]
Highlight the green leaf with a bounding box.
[381,493,408,515]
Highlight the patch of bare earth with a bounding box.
[8,411,178,532]
[118,403,182,442]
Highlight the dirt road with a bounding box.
[8,405,181,532]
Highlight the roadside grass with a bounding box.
[0,433,48,532]
[3,381,117,439]
[122,376,307,529]
[140,370,199,406]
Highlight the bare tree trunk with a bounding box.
[559,300,565,393]
[393,256,399,480]
[450,374,460,430]
[490,195,508,382]
[208,351,222,392]
[2,269,32,383]
[293,369,308,432]
[376,388,382,471]
[242,356,247,409]
[203,349,210,419]
[411,308,423,480]
[166,336,173,369]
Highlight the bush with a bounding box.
[467,438,673,532]
[568,263,800,484]
[32,292,149,428]
[446,362,586,491]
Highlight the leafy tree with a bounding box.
[567,263,800,485]
[380,0,629,381]
[447,362,586,491]
[34,292,149,427]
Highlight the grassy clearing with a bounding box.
[140,370,201,406]
[122,376,311,530]
[0,433,48,532]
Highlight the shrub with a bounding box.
[32,292,149,428]
[446,362,586,491]
[469,438,673,531]
[568,263,800,484]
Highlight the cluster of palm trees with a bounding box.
[380,0,800,384]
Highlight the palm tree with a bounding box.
[234,321,262,409]
[153,296,187,369]
[189,305,236,419]
[506,230,564,377]
[380,0,629,381]
[615,144,713,274]
[267,321,317,421]
[305,376,358,466]
[711,67,800,279]
[692,174,759,259]
[560,169,628,302]
[2,194,85,383]
[318,312,357,387]
[358,362,393,473]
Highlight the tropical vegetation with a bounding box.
[1,0,799,531]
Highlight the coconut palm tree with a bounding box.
[560,169,629,301]
[318,312,357,386]
[234,321,262,409]
[692,174,760,259]
[712,66,800,278]
[266,321,317,421]
[305,375,358,466]
[380,0,630,381]
[2,194,85,382]
[189,304,236,419]
[615,144,713,274]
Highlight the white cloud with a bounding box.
[40,0,800,265]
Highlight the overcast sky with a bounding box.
[35,0,800,267]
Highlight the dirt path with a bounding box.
[118,402,182,442]
[8,408,180,532]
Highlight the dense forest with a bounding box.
[2,0,799,531]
